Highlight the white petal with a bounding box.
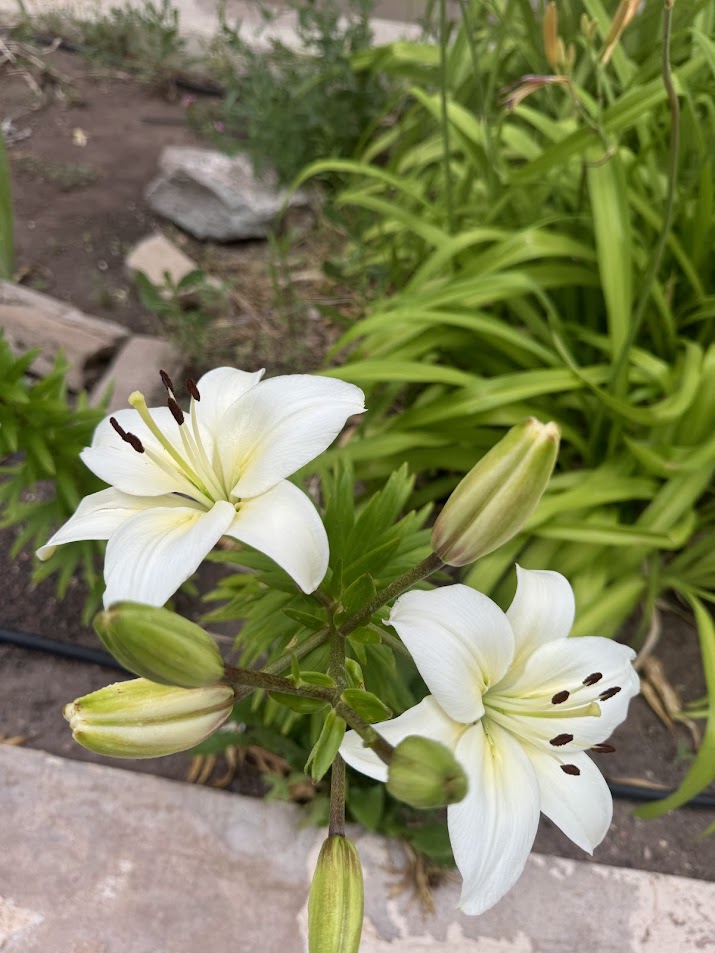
[192,366,265,435]
[388,585,514,724]
[340,696,463,783]
[103,500,236,607]
[226,480,328,594]
[488,637,639,752]
[37,488,182,560]
[218,375,365,499]
[522,743,612,853]
[84,407,207,498]
[506,566,575,666]
[449,722,540,916]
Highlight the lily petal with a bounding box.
[219,375,365,499]
[36,487,188,560]
[488,637,639,751]
[192,366,265,435]
[84,407,206,498]
[450,721,540,916]
[340,696,463,783]
[389,585,514,724]
[521,743,612,853]
[226,480,328,594]
[506,566,575,667]
[103,500,236,607]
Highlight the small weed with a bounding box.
[14,0,188,94]
[13,155,99,191]
[204,0,394,186]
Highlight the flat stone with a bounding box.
[90,334,183,413]
[0,281,129,391]
[0,746,713,953]
[145,147,310,242]
[125,233,199,290]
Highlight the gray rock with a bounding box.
[145,147,310,242]
[90,334,183,413]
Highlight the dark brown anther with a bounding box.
[110,416,127,439]
[583,672,603,686]
[550,733,574,747]
[551,690,570,705]
[560,764,581,776]
[186,378,201,401]
[125,433,145,454]
[160,369,175,394]
[599,686,622,701]
[591,743,616,754]
[168,397,185,426]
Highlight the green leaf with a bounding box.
[587,153,632,358]
[347,782,385,831]
[305,711,346,782]
[341,688,392,723]
[636,596,715,816]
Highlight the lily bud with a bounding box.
[308,836,364,953]
[387,736,468,810]
[431,417,559,567]
[64,679,235,759]
[94,602,225,688]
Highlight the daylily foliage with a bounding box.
[341,566,639,915]
[38,367,364,606]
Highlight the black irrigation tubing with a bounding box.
[2,625,715,809]
[23,32,227,97]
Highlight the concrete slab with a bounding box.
[0,745,713,952]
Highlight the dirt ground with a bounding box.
[1,40,714,884]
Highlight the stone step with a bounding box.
[0,746,713,952]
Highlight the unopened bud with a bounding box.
[431,417,559,566]
[308,836,364,953]
[94,602,225,688]
[543,2,560,71]
[387,736,468,809]
[64,679,235,758]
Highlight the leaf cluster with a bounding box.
[0,334,105,614]
[298,1,715,813]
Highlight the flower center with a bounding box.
[113,371,233,510]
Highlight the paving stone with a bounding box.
[0,746,713,953]
[90,334,183,413]
[125,233,199,290]
[0,281,129,391]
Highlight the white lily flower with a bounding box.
[38,367,364,607]
[340,566,639,916]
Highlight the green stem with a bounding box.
[339,552,444,637]
[438,0,455,236]
[223,665,334,700]
[329,754,346,837]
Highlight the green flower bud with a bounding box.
[64,678,235,759]
[387,736,468,810]
[308,836,364,953]
[431,417,560,567]
[94,602,225,688]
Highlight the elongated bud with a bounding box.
[94,602,225,688]
[543,2,560,71]
[64,679,235,759]
[387,736,468,810]
[431,417,559,567]
[308,836,364,953]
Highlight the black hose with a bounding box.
[0,627,125,671]
[1,626,714,809]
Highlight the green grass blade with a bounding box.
[636,595,715,816]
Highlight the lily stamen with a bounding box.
[186,378,201,401]
[560,764,581,776]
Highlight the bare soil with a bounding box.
[1,40,714,883]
